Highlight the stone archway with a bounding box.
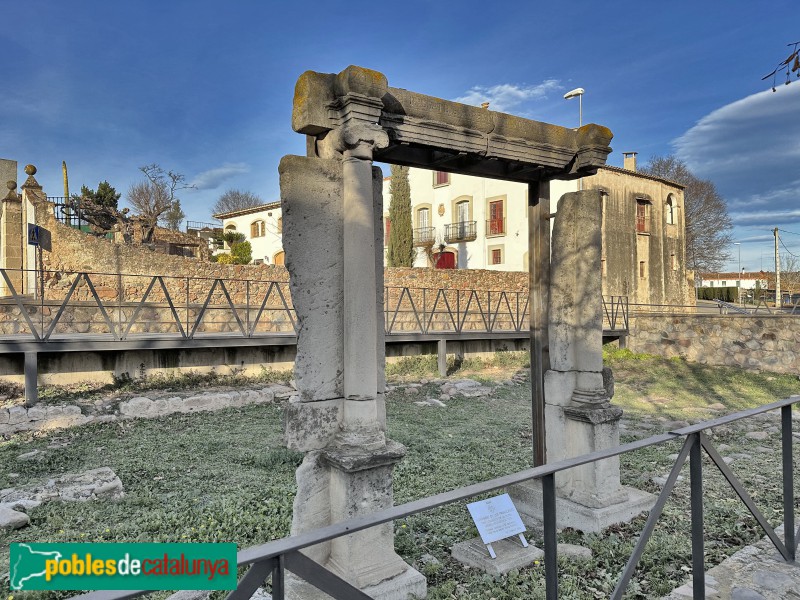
[280,65,619,599]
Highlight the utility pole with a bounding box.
[775,227,781,309]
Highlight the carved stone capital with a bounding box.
[331,123,389,160]
[570,387,612,407]
[322,439,405,473]
[563,404,623,425]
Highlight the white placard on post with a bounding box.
[466,493,529,559]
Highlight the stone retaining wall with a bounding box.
[628,314,800,373]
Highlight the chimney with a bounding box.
[623,152,637,172]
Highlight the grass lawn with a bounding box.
[2,348,799,599]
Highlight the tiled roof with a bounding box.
[212,201,281,220]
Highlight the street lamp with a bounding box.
[564,88,584,190]
[734,242,741,304]
[563,87,584,127]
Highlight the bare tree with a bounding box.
[763,40,800,90]
[127,164,193,243]
[212,189,263,217]
[781,253,800,296]
[641,155,733,272]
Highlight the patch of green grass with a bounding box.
[386,350,528,380]
[605,345,800,418]
[2,350,798,599]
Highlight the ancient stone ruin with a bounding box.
[279,65,631,598]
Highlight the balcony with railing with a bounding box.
[444,221,477,243]
[412,226,436,246]
[486,218,506,237]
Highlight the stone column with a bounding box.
[280,134,425,597]
[338,123,388,450]
[512,190,654,533]
[1,177,24,295]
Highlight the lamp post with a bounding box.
[734,242,741,304]
[564,87,584,128]
[564,88,584,190]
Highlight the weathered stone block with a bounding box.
[27,406,47,421]
[8,406,27,424]
[284,398,342,452]
[451,537,543,576]
[0,506,29,530]
[119,397,154,417]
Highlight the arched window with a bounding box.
[665,195,675,225]
[274,251,285,265]
[250,220,265,238]
[225,224,236,231]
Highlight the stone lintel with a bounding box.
[563,404,623,425]
[322,439,405,473]
[292,66,613,177]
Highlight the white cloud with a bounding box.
[189,163,250,190]
[454,80,562,113]
[675,84,800,204]
[674,84,800,269]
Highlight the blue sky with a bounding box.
[2,0,798,273]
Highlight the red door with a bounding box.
[434,251,455,269]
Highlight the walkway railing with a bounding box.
[0,269,629,342]
[71,396,799,600]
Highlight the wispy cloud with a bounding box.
[189,163,250,190]
[454,80,562,113]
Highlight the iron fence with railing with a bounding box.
[71,396,799,600]
[0,269,629,342]
[47,196,91,230]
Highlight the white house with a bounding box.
[212,202,284,265]
[381,169,575,271]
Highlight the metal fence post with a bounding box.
[690,433,705,598]
[24,351,38,407]
[272,555,285,600]
[782,404,796,560]
[543,473,558,599]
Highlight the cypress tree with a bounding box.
[387,165,414,267]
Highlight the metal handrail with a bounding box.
[0,269,629,342]
[70,396,799,600]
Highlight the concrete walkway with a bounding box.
[664,526,800,599]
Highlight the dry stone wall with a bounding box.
[628,314,800,373]
[6,204,530,337]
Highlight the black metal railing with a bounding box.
[47,196,91,230]
[412,226,436,246]
[70,396,799,600]
[444,221,477,243]
[185,221,220,234]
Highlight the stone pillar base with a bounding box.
[286,565,427,600]
[509,480,656,534]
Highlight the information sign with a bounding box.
[27,224,40,246]
[466,493,528,558]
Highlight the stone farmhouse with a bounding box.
[213,152,694,307]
